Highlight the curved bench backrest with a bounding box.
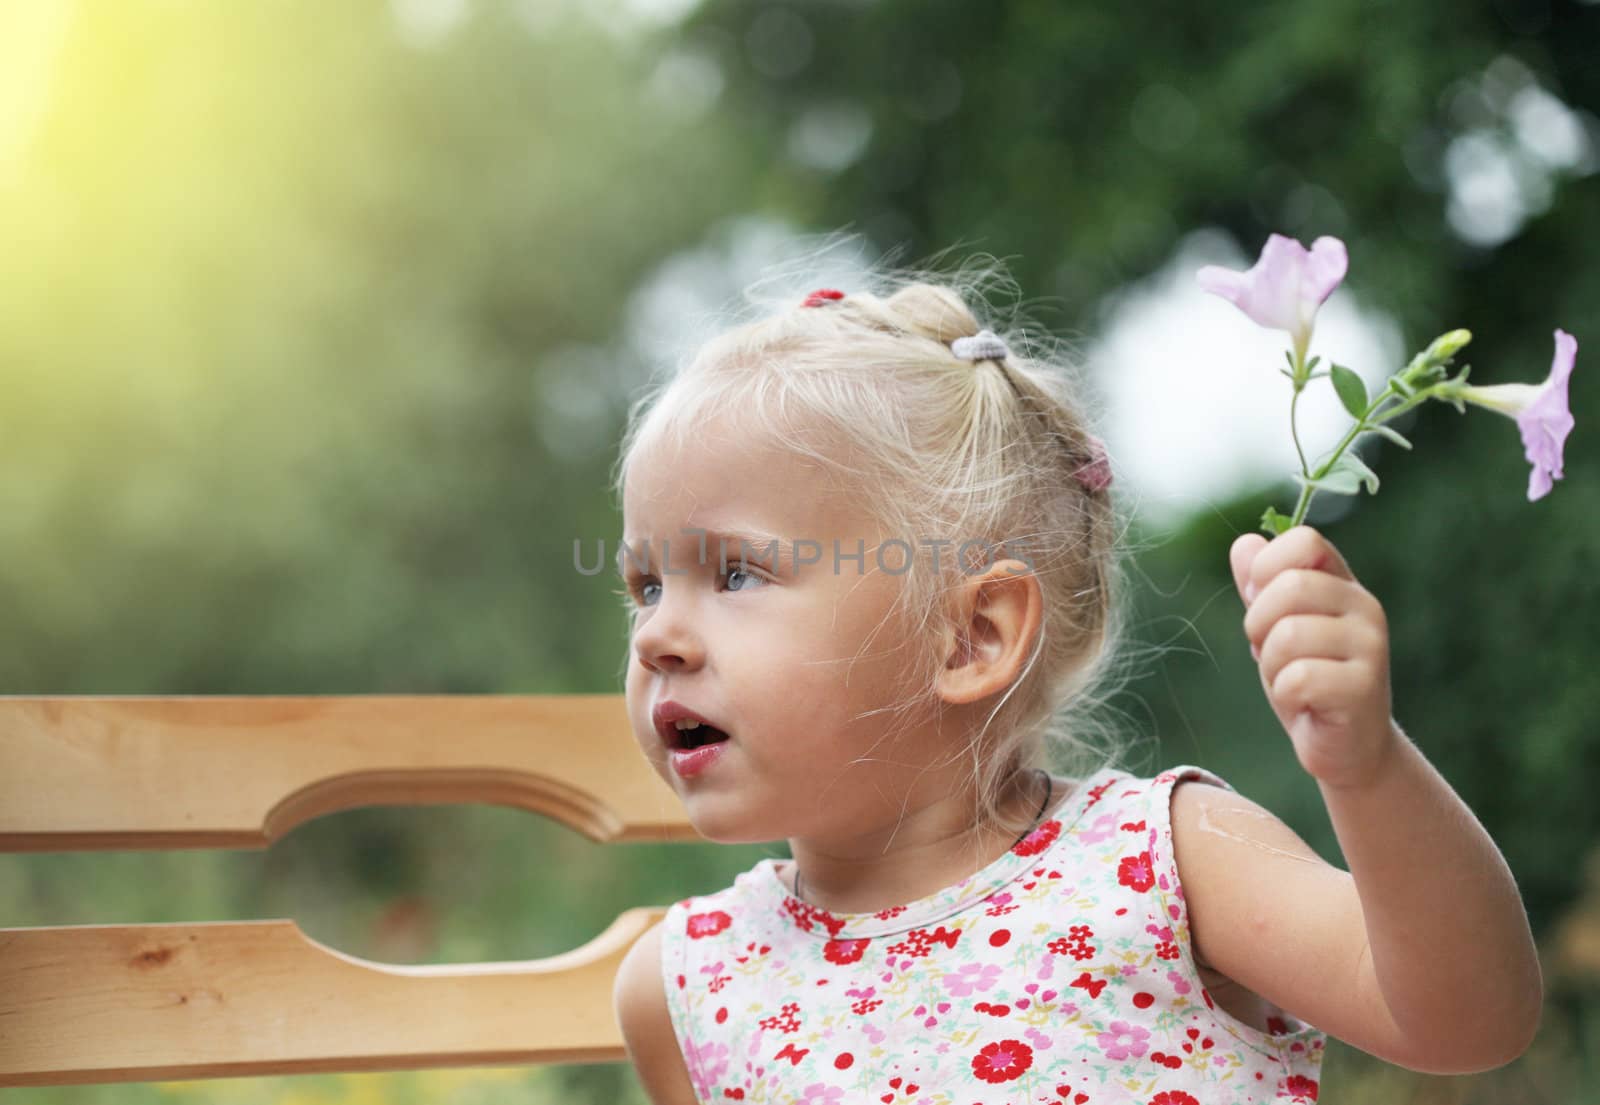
[0,695,697,1088]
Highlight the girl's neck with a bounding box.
[786,769,1059,915]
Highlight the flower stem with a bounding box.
[1289,372,1311,478]
[1284,375,1442,529]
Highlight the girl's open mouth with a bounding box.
[675,721,730,749]
[670,734,728,777]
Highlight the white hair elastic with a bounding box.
[950,329,1010,362]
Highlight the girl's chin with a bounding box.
[680,796,782,846]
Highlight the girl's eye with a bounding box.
[625,566,766,606]
[725,566,767,593]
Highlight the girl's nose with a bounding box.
[632,594,705,672]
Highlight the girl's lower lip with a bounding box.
[670,741,728,777]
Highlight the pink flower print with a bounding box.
[1077,812,1118,844]
[688,1039,730,1098]
[943,961,1003,997]
[1095,1021,1151,1061]
[1166,969,1191,996]
[1454,328,1578,500]
[794,1085,844,1104]
[984,891,1018,917]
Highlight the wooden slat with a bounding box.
[0,907,668,1087]
[0,695,697,850]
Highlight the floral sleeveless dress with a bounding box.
[658,764,1326,1104]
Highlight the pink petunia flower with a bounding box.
[1197,234,1349,364]
[1451,329,1577,501]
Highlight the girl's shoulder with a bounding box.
[1075,762,1237,819]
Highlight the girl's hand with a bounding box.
[1229,525,1400,790]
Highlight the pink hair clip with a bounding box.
[801,288,845,308]
[1073,434,1113,493]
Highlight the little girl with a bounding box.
[610,265,1542,1104]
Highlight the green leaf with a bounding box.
[1305,355,1321,372]
[1332,450,1380,494]
[1369,424,1413,450]
[1259,506,1294,536]
[1329,363,1368,420]
[1293,469,1362,496]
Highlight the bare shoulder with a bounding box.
[1168,780,1407,1057]
[1169,780,1348,958]
[613,919,701,1105]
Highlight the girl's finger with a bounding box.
[1245,525,1358,595]
[1266,654,1370,715]
[1257,614,1364,683]
[1244,570,1360,650]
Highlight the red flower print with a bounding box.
[687,910,732,939]
[757,1002,802,1033]
[971,1038,1033,1083]
[1150,1093,1199,1105]
[1118,852,1155,892]
[1085,779,1116,808]
[886,925,961,959]
[782,896,846,937]
[1012,818,1061,856]
[1277,1075,1319,1101]
[1047,924,1096,961]
[824,938,871,965]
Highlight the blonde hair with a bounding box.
[613,248,1142,851]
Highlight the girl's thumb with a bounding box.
[1230,534,1267,605]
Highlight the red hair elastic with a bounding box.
[801,288,845,308]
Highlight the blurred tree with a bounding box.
[3,0,1597,1101]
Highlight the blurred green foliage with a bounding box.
[2,0,1597,1102]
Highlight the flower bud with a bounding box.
[1424,329,1472,365]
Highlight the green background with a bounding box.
[2,1,1596,1101]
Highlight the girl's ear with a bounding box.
[934,562,1042,706]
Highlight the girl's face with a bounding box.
[621,419,943,845]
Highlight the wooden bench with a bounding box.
[0,695,696,1088]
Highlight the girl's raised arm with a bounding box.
[1170,774,1539,1073]
[1172,523,1543,1072]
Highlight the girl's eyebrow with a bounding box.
[615,528,794,575]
